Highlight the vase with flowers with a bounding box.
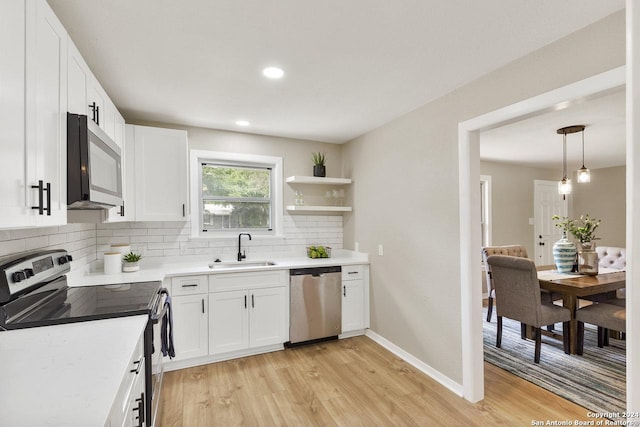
[552,214,601,274]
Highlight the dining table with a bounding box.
[537,267,626,354]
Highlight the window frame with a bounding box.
[190,150,283,238]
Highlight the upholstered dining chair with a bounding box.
[486,255,571,363]
[482,245,529,322]
[576,303,626,354]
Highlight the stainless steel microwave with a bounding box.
[67,113,123,209]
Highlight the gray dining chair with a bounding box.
[486,255,571,363]
[482,245,528,322]
[482,245,561,324]
[576,302,626,354]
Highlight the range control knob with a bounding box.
[24,268,34,278]
[57,255,73,265]
[11,271,27,283]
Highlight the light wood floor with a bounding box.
[158,336,591,426]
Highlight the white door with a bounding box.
[209,290,248,355]
[533,180,568,265]
[171,294,208,361]
[249,287,287,348]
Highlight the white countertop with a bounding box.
[67,250,369,287]
[0,315,148,427]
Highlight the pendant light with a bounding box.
[576,126,591,183]
[556,125,585,196]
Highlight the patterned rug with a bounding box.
[483,312,626,416]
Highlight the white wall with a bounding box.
[572,165,626,247]
[341,11,625,384]
[480,161,557,257]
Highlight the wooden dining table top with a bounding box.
[536,267,625,354]
[537,268,626,297]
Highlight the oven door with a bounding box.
[147,287,169,426]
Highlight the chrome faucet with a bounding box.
[237,233,252,261]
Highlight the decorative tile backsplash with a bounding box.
[95,215,344,260]
[0,224,97,270]
[0,215,343,270]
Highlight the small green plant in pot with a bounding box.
[312,152,326,177]
[122,251,142,272]
[552,214,601,248]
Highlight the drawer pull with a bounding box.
[182,283,199,288]
[130,356,144,374]
[348,271,358,275]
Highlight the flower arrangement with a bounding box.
[552,214,601,243]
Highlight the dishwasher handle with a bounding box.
[290,266,342,276]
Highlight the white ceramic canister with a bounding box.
[104,252,122,275]
[111,243,131,257]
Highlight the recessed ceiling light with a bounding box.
[235,120,250,127]
[262,67,284,79]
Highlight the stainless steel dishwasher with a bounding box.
[289,266,342,345]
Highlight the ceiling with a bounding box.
[47,0,624,144]
[480,89,626,170]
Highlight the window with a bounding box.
[190,150,283,237]
[480,175,492,249]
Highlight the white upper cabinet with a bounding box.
[130,125,189,221]
[0,1,31,227]
[67,40,90,117]
[27,0,68,226]
[0,0,67,229]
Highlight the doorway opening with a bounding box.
[458,66,626,403]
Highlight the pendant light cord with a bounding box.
[581,130,586,168]
[563,133,567,179]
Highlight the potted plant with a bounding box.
[552,214,601,249]
[122,251,142,272]
[312,152,326,177]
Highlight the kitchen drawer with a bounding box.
[171,275,209,295]
[209,270,286,292]
[109,330,145,427]
[342,265,364,281]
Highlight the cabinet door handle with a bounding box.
[182,203,186,217]
[95,105,100,125]
[251,294,255,308]
[130,355,144,374]
[88,102,96,123]
[244,295,247,309]
[343,285,346,297]
[31,180,44,215]
[119,201,125,216]
[202,298,205,314]
[133,392,145,427]
[45,182,51,216]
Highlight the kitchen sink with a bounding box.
[208,261,276,269]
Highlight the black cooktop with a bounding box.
[2,280,162,330]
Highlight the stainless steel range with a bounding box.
[0,249,170,426]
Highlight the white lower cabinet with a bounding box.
[209,270,288,356]
[170,275,208,361]
[341,265,369,335]
[172,294,208,361]
[209,286,287,355]
[107,329,146,427]
[342,279,365,332]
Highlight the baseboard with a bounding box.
[365,329,464,397]
[164,344,284,372]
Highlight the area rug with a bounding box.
[483,312,626,416]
